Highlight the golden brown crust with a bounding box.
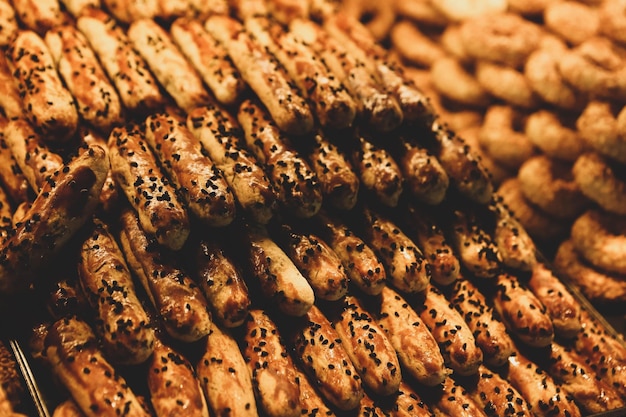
[42,317,150,417]
[145,112,236,227]
[108,124,190,251]
[426,376,488,417]
[315,212,387,295]
[0,0,17,48]
[77,218,155,365]
[117,207,212,342]
[147,338,210,417]
[414,285,483,376]
[0,55,23,119]
[291,305,364,411]
[431,122,494,204]
[196,324,258,417]
[206,15,314,136]
[304,132,360,211]
[505,351,582,417]
[238,99,322,218]
[293,368,337,417]
[290,19,402,132]
[492,273,554,348]
[398,139,449,205]
[0,119,32,204]
[186,105,277,224]
[351,135,403,207]
[0,146,108,294]
[460,364,532,417]
[246,16,357,130]
[242,223,315,317]
[76,8,164,114]
[331,295,401,396]
[405,203,460,286]
[170,18,246,107]
[449,277,515,367]
[527,263,581,339]
[4,118,64,193]
[378,380,434,417]
[242,309,301,417]
[6,30,78,143]
[11,0,69,34]
[490,201,537,272]
[361,207,431,294]
[194,238,251,328]
[45,25,123,132]
[376,286,448,386]
[128,19,211,112]
[276,225,348,301]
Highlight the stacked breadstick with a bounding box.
[0,0,624,416]
[380,0,626,306]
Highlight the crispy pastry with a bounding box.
[0,146,108,294]
[144,112,236,227]
[238,99,322,218]
[6,30,78,143]
[291,305,364,411]
[108,124,190,251]
[77,218,155,365]
[242,309,301,417]
[205,15,314,136]
[196,324,258,417]
[170,17,246,106]
[118,207,212,343]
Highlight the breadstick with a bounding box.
[145,112,236,227]
[205,15,314,135]
[397,137,449,205]
[0,0,17,48]
[10,0,68,34]
[0,55,23,119]
[0,118,31,204]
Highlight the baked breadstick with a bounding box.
[291,305,364,411]
[205,15,314,135]
[0,0,17,48]
[245,16,357,130]
[118,207,212,343]
[426,376,489,417]
[290,18,403,132]
[0,118,30,204]
[430,122,494,204]
[6,30,78,143]
[314,212,387,295]
[76,8,164,114]
[194,237,251,328]
[58,0,100,18]
[490,200,538,272]
[378,380,434,417]
[492,273,554,348]
[77,218,156,365]
[0,146,108,294]
[415,284,483,376]
[376,286,448,386]
[10,0,68,34]
[4,118,64,193]
[145,112,236,227]
[397,138,449,205]
[147,338,210,417]
[108,124,190,251]
[238,99,322,218]
[242,309,301,417]
[505,351,582,417]
[100,0,160,23]
[170,17,246,106]
[446,207,502,279]
[41,317,150,417]
[324,13,436,124]
[302,131,360,211]
[240,223,315,317]
[361,207,431,294]
[274,223,348,301]
[129,18,211,112]
[0,55,23,119]
[351,135,403,207]
[527,263,581,339]
[44,25,123,132]
[187,104,277,224]
[196,324,258,417]
[404,203,460,286]
[331,295,402,396]
[293,367,337,417]
[449,276,515,367]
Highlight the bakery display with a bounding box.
[0,0,624,416]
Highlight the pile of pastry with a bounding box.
[0,0,625,416]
